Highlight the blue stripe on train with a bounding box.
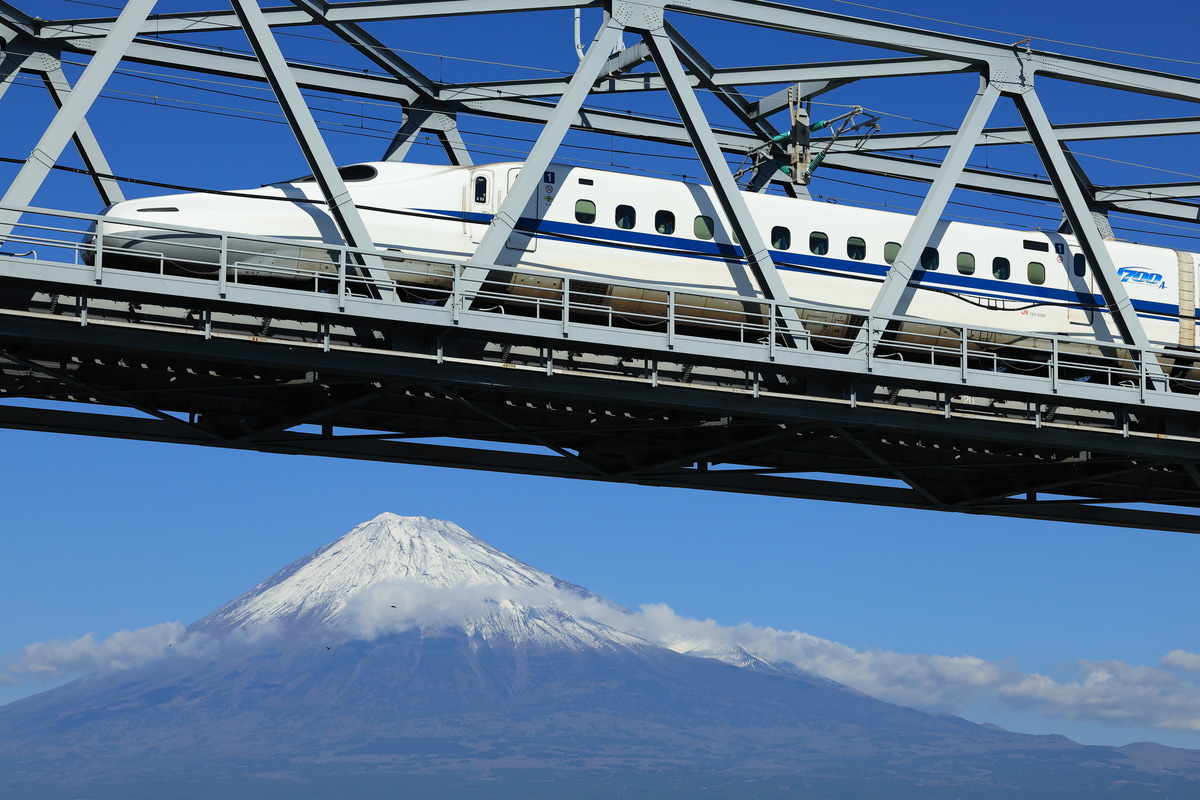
[425,208,1186,320]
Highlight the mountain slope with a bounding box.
[2,513,1198,799]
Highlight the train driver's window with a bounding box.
[575,199,597,224]
[656,210,676,234]
[1028,261,1046,285]
[615,205,636,230]
[921,247,940,271]
[694,215,715,240]
[771,226,791,250]
[957,252,975,275]
[991,257,1009,280]
[847,236,866,261]
[809,231,828,255]
[1073,253,1087,277]
[884,242,900,264]
[473,176,488,204]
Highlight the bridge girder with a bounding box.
[2,0,1200,530]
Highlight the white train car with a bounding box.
[90,160,1200,355]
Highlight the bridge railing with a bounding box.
[1,203,1195,400]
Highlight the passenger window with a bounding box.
[694,215,714,240]
[615,204,636,230]
[992,257,1009,280]
[958,252,975,275]
[655,210,675,235]
[1028,261,1046,285]
[575,199,596,224]
[809,231,829,255]
[1073,253,1087,277]
[771,226,791,250]
[884,242,900,265]
[473,176,488,204]
[847,237,866,261]
[921,247,940,271]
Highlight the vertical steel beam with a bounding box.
[864,76,1000,324]
[40,65,125,206]
[643,27,801,332]
[0,0,153,239]
[1013,88,1164,381]
[465,18,626,271]
[230,0,388,286]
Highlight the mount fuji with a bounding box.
[2,513,1198,800]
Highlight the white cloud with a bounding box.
[565,598,1008,712]
[552,594,1200,731]
[997,660,1200,732]
[1161,649,1200,672]
[4,622,187,681]
[7,583,1200,736]
[337,579,561,640]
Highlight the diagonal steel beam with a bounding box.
[662,21,782,145]
[0,44,27,105]
[0,0,35,41]
[39,63,125,206]
[230,0,389,289]
[642,25,802,336]
[465,16,626,272]
[286,0,439,100]
[832,426,941,505]
[1013,87,1162,378]
[383,107,473,165]
[859,76,1000,333]
[0,0,154,241]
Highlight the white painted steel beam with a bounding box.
[1014,88,1164,380]
[642,26,802,335]
[57,33,1196,225]
[40,0,1200,108]
[854,117,1200,153]
[0,0,154,240]
[0,45,26,104]
[0,0,35,41]
[466,17,626,271]
[41,0,599,39]
[230,0,389,289]
[383,108,473,165]
[862,77,1001,328]
[662,21,784,156]
[286,0,440,100]
[39,64,125,206]
[440,55,969,103]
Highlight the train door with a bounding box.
[503,167,544,253]
[466,169,495,244]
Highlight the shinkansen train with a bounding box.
[89,160,1200,356]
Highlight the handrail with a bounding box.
[1,201,1196,402]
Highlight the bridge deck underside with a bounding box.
[3,269,1200,533]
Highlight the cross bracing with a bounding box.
[2,0,1200,531]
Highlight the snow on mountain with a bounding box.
[189,513,645,651]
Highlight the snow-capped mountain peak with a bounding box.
[188,513,638,650]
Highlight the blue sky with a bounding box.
[3,0,1200,750]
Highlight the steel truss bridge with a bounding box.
[2,0,1200,532]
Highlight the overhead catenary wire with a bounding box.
[8,33,1196,245]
